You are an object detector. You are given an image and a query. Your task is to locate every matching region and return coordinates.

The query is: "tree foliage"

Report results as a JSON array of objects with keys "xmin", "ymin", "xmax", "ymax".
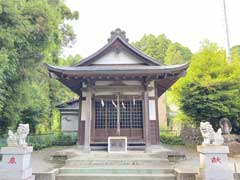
[
  {"xmin": 133, "ymin": 34, "xmax": 191, "ymax": 64},
  {"xmin": 173, "ymin": 41, "xmax": 240, "ymax": 132},
  {"xmin": 0, "ymin": 0, "xmax": 79, "ymax": 134},
  {"xmin": 231, "ymin": 45, "xmax": 240, "ymax": 61},
  {"xmin": 165, "ymin": 42, "xmax": 192, "ymax": 65}
]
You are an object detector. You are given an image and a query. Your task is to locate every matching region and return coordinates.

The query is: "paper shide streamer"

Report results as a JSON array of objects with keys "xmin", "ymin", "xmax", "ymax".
[
  {"xmin": 133, "ymin": 96, "xmax": 136, "ymax": 106},
  {"xmin": 122, "ymin": 101, "xmax": 126, "ymax": 109},
  {"xmin": 112, "ymin": 100, "xmax": 117, "ymax": 108},
  {"xmin": 101, "ymin": 99, "xmax": 104, "ymax": 107}
]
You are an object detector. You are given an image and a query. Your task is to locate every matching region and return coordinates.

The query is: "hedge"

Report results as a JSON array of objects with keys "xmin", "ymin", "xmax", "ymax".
[
  {"xmin": 160, "ymin": 130, "xmax": 183, "ymax": 145},
  {"xmin": 0, "ymin": 133, "xmax": 77, "ymax": 150}
]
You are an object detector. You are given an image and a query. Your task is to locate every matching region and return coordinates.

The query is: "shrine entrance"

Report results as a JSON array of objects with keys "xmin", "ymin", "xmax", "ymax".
[{"xmin": 92, "ymin": 96, "xmax": 144, "ymax": 143}]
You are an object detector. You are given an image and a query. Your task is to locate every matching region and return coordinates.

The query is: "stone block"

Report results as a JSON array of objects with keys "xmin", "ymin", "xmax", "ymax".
[
  {"xmin": 0, "ymin": 146, "xmax": 34, "ymax": 180},
  {"xmin": 0, "ymin": 175, "xmax": 35, "ymax": 180},
  {"xmin": 0, "ymin": 146, "xmax": 33, "ymax": 171},
  {"xmin": 0, "ymin": 168, "xmax": 32, "ymax": 180},
  {"xmin": 0, "ymin": 146, "xmax": 33, "ymax": 155},
  {"xmin": 0, "ymin": 153, "xmax": 31, "ymax": 170},
  {"xmin": 33, "ymin": 169, "xmax": 59, "ymax": 180},
  {"xmin": 174, "ymin": 168, "xmax": 198, "ymax": 180},
  {"xmin": 197, "ymin": 145, "xmax": 229, "ymax": 154},
  {"xmin": 197, "ymin": 145, "xmax": 234, "ymax": 180}
]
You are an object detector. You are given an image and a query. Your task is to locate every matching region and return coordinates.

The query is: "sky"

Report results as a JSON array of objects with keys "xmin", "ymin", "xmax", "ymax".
[{"xmin": 64, "ymin": 0, "xmax": 240, "ymax": 58}]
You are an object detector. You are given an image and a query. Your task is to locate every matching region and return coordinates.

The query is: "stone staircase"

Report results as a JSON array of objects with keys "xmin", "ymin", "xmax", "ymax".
[{"xmin": 56, "ymin": 152, "xmax": 176, "ymax": 180}]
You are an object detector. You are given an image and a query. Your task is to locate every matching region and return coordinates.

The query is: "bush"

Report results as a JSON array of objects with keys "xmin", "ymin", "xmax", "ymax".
[
  {"xmin": 160, "ymin": 130, "xmax": 183, "ymax": 145},
  {"xmin": 0, "ymin": 136, "xmax": 7, "ymax": 148},
  {"xmin": 27, "ymin": 132, "xmax": 77, "ymax": 150},
  {"xmin": 53, "ymin": 133, "xmax": 77, "ymax": 146}
]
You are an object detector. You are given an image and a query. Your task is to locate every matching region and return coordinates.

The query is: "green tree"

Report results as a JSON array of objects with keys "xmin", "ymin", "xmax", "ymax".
[
  {"xmin": 0, "ymin": 0, "xmax": 79, "ymax": 134},
  {"xmin": 173, "ymin": 41, "xmax": 240, "ymax": 132},
  {"xmin": 133, "ymin": 34, "xmax": 191, "ymax": 65},
  {"xmin": 165, "ymin": 42, "xmax": 192, "ymax": 65},
  {"xmin": 231, "ymin": 45, "xmax": 240, "ymax": 60},
  {"xmin": 133, "ymin": 34, "xmax": 171, "ymax": 63}
]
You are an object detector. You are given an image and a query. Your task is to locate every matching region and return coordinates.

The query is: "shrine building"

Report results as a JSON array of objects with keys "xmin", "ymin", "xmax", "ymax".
[{"xmin": 46, "ymin": 28, "xmax": 189, "ymax": 152}]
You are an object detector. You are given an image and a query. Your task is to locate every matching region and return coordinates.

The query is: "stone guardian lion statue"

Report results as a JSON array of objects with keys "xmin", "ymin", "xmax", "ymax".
[
  {"xmin": 200, "ymin": 121, "xmax": 224, "ymax": 145},
  {"xmin": 7, "ymin": 124, "xmax": 30, "ymax": 147}
]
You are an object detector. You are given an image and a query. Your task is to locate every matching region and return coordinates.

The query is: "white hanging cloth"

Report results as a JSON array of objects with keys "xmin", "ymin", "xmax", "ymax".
[
  {"xmin": 122, "ymin": 101, "xmax": 126, "ymax": 109},
  {"xmin": 133, "ymin": 96, "xmax": 136, "ymax": 106},
  {"xmin": 112, "ymin": 100, "xmax": 117, "ymax": 108}
]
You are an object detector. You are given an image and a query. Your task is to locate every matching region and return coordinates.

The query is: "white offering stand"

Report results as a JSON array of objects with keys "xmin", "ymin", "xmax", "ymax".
[{"xmin": 108, "ymin": 136, "xmax": 127, "ymax": 153}]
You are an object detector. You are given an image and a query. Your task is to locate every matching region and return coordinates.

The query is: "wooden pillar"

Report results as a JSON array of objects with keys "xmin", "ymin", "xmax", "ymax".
[
  {"xmin": 77, "ymin": 95, "xmax": 82, "ymax": 145},
  {"xmin": 116, "ymin": 93, "xmax": 120, "ymax": 136},
  {"xmin": 143, "ymin": 81, "xmax": 151, "ymax": 153},
  {"xmin": 83, "ymin": 85, "xmax": 92, "ymax": 153}
]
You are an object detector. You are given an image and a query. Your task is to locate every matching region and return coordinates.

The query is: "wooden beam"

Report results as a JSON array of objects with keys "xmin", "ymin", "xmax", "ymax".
[
  {"xmin": 81, "ymin": 85, "xmax": 153, "ymax": 93},
  {"xmin": 77, "ymin": 94, "xmax": 82, "ymax": 145},
  {"xmin": 116, "ymin": 93, "xmax": 120, "ymax": 136},
  {"xmin": 143, "ymin": 81, "xmax": 151, "ymax": 153}
]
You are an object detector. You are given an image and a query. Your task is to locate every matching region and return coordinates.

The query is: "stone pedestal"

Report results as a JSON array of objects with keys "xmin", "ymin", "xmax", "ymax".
[
  {"xmin": 0, "ymin": 146, "xmax": 35, "ymax": 180},
  {"xmin": 197, "ymin": 145, "xmax": 234, "ymax": 180}
]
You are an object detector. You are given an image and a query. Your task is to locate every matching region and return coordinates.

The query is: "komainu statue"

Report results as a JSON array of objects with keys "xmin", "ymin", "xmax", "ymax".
[
  {"xmin": 7, "ymin": 124, "xmax": 30, "ymax": 147},
  {"xmin": 200, "ymin": 122, "xmax": 224, "ymax": 145}
]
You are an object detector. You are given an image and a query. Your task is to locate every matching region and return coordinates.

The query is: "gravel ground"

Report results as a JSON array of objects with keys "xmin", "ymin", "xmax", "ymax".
[{"xmin": 31, "ymin": 146, "xmax": 73, "ymax": 172}]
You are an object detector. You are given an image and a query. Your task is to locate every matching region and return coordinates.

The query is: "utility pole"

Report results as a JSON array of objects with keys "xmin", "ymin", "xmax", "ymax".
[{"xmin": 222, "ymin": 0, "xmax": 231, "ymax": 62}]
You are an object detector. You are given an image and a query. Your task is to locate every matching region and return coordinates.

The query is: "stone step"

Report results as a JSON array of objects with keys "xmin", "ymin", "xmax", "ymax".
[
  {"xmin": 56, "ymin": 173, "xmax": 176, "ymax": 180},
  {"xmin": 65, "ymin": 158, "xmax": 170, "ymax": 167},
  {"xmin": 59, "ymin": 167, "xmax": 174, "ymax": 174},
  {"xmin": 67, "ymin": 152, "xmax": 168, "ymax": 159}
]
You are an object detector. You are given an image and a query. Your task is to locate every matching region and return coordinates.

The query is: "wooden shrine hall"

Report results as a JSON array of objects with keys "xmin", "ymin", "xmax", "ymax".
[{"xmin": 46, "ymin": 28, "xmax": 189, "ymax": 152}]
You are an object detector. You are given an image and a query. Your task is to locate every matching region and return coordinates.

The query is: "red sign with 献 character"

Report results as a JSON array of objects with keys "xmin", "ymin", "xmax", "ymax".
[
  {"xmin": 8, "ymin": 156, "xmax": 16, "ymax": 164},
  {"xmin": 211, "ymin": 156, "xmax": 221, "ymax": 164}
]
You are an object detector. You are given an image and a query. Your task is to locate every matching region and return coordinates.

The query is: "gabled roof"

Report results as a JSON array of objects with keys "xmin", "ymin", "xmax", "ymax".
[
  {"xmin": 56, "ymin": 99, "xmax": 79, "ymax": 109},
  {"xmin": 46, "ymin": 28, "xmax": 190, "ymax": 97},
  {"xmin": 74, "ymin": 28, "xmax": 162, "ymax": 66}
]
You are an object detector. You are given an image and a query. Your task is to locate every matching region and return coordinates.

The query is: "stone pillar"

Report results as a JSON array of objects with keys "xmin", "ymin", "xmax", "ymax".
[
  {"xmin": 197, "ymin": 145, "xmax": 234, "ymax": 180},
  {"xmin": 0, "ymin": 146, "xmax": 35, "ymax": 180},
  {"xmin": 143, "ymin": 82, "xmax": 151, "ymax": 153},
  {"xmin": 83, "ymin": 86, "xmax": 92, "ymax": 153}
]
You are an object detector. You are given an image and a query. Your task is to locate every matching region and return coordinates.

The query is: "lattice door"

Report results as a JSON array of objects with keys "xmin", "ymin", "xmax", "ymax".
[{"xmin": 94, "ymin": 98, "xmax": 143, "ymax": 141}]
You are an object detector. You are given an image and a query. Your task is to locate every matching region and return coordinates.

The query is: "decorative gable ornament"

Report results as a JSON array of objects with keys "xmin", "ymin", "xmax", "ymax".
[{"xmin": 108, "ymin": 28, "xmax": 129, "ymax": 42}]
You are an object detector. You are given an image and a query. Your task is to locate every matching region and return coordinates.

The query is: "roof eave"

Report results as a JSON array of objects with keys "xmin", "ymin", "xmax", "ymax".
[{"xmin": 45, "ymin": 62, "xmax": 189, "ymax": 76}]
